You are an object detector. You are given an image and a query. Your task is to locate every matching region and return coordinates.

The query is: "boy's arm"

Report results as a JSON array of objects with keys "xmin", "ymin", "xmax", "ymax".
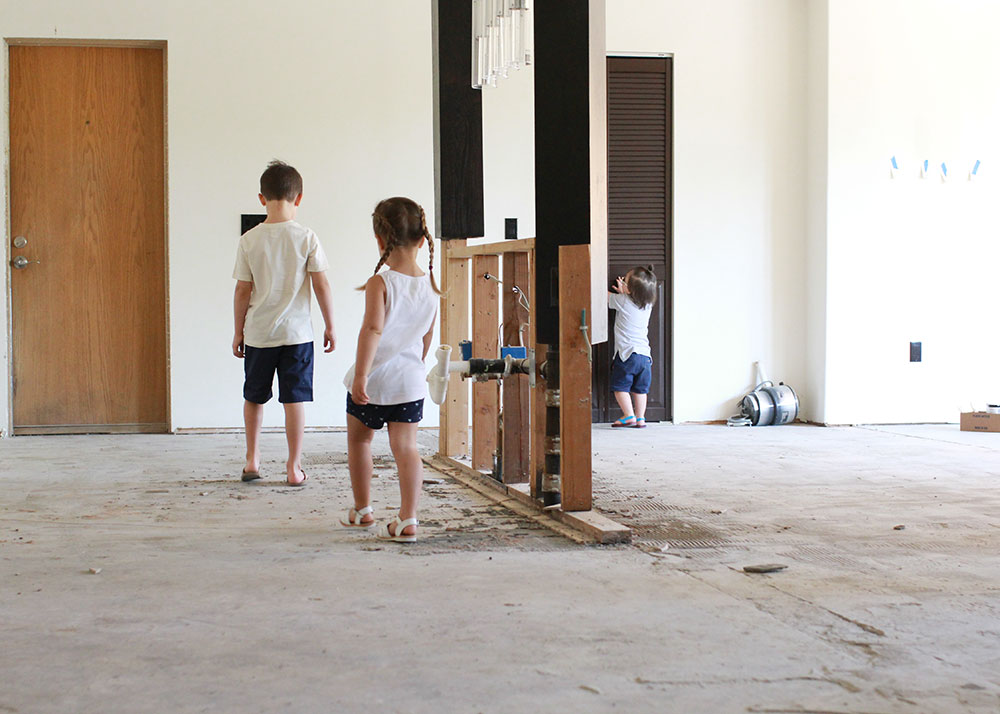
[
  {"xmin": 310, "ymin": 270, "xmax": 336, "ymax": 353},
  {"xmin": 351, "ymin": 275, "xmax": 387, "ymax": 405},
  {"xmin": 233, "ymin": 280, "xmax": 253, "ymax": 357}
]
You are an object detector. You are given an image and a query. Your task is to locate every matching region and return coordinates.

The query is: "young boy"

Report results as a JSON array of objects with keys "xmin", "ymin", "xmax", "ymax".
[
  {"xmin": 232, "ymin": 160, "xmax": 336, "ymax": 485},
  {"xmin": 609, "ymin": 266, "xmax": 657, "ymax": 428}
]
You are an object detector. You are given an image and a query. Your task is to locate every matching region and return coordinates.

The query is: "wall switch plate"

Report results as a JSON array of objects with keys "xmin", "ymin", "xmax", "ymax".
[
  {"xmin": 505, "ymin": 217, "xmax": 518, "ymax": 240},
  {"xmin": 910, "ymin": 342, "xmax": 922, "ymax": 362},
  {"xmin": 241, "ymin": 214, "xmax": 267, "ymax": 235}
]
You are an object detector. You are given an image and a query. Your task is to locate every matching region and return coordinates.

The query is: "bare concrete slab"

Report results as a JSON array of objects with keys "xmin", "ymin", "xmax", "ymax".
[{"xmin": 1, "ymin": 425, "xmax": 999, "ymax": 713}]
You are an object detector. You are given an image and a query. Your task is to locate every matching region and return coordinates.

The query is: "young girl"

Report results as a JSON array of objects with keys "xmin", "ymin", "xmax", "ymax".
[
  {"xmin": 609, "ymin": 266, "xmax": 657, "ymax": 428},
  {"xmin": 340, "ymin": 197, "xmax": 440, "ymax": 542}
]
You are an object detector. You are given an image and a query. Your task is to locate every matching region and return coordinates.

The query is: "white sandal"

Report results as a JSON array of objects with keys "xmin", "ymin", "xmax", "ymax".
[
  {"xmin": 340, "ymin": 505, "xmax": 375, "ymax": 528},
  {"xmin": 377, "ymin": 515, "xmax": 418, "ymax": 543}
]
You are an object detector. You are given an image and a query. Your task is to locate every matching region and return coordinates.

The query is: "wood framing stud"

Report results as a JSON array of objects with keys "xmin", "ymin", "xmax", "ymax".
[
  {"xmin": 559, "ymin": 244, "xmax": 593, "ymax": 511},
  {"xmin": 501, "ymin": 251, "xmax": 530, "ymax": 483},
  {"xmin": 440, "ymin": 240, "xmax": 469, "ymax": 457},
  {"xmin": 471, "ymin": 255, "xmax": 499, "ymax": 470},
  {"xmin": 530, "ymin": 342, "xmax": 547, "ymax": 499}
]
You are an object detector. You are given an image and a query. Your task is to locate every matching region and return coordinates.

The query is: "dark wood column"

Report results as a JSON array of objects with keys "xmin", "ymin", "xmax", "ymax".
[
  {"xmin": 432, "ymin": 0, "xmax": 484, "ymax": 239},
  {"xmin": 533, "ymin": 0, "xmax": 607, "ymax": 345}
]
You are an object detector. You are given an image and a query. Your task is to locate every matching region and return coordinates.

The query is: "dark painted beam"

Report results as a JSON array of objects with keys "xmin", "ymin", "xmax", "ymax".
[
  {"xmin": 432, "ymin": 0, "xmax": 485, "ymax": 239},
  {"xmin": 533, "ymin": 0, "xmax": 607, "ymax": 345}
]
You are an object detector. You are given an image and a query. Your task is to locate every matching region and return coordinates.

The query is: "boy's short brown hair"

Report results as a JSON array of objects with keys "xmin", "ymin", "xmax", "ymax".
[
  {"xmin": 259, "ymin": 160, "xmax": 302, "ymax": 202},
  {"xmin": 627, "ymin": 265, "xmax": 657, "ymax": 309}
]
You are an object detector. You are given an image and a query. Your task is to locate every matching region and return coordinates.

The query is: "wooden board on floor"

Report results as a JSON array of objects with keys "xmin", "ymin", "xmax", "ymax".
[
  {"xmin": 440, "ymin": 240, "xmax": 469, "ymax": 457},
  {"xmin": 501, "ymin": 251, "xmax": 530, "ymax": 483},
  {"xmin": 559, "ymin": 244, "xmax": 593, "ymax": 511},
  {"xmin": 426, "ymin": 454, "xmax": 630, "ymax": 544},
  {"xmin": 471, "ymin": 255, "xmax": 499, "ymax": 470}
]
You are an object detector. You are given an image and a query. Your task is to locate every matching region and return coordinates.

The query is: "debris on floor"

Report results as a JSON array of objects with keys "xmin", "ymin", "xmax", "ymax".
[{"xmin": 743, "ymin": 563, "xmax": 788, "ymax": 574}]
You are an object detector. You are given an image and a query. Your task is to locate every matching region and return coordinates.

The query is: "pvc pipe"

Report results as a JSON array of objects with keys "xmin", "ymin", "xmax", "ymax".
[{"xmin": 427, "ymin": 345, "xmax": 452, "ymax": 405}]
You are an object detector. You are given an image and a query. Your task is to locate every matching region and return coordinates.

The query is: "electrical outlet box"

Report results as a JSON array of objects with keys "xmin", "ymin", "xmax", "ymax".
[
  {"xmin": 909, "ymin": 342, "xmax": 922, "ymax": 362},
  {"xmin": 505, "ymin": 217, "xmax": 518, "ymax": 240}
]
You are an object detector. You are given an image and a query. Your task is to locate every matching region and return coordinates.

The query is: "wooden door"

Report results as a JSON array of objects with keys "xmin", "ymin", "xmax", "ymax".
[
  {"xmin": 593, "ymin": 56, "xmax": 672, "ymax": 423},
  {"xmin": 9, "ymin": 45, "xmax": 167, "ymax": 434}
]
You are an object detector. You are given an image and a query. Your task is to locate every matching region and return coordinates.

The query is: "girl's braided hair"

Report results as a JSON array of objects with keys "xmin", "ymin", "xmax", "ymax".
[{"xmin": 360, "ymin": 197, "xmax": 441, "ymax": 294}]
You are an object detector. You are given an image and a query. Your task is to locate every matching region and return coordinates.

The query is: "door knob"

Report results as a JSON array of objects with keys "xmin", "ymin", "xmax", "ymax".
[{"xmin": 11, "ymin": 256, "xmax": 41, "ymax": 269}]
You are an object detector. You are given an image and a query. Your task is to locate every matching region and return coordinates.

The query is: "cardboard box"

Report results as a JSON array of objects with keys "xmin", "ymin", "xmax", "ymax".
[{"xmin": 960, "ymin": 411, "xmax": 1000, "ymax": 433}]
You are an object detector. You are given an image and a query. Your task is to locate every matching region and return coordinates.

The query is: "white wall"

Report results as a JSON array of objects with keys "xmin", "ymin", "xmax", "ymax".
[
  {"xmin": 823, "ymin": 0, "xmax": 1000, "ymax": 423},
  {"xmin": 481, "ymin": 68, "xmax": 535, "ymax": 244},
  {"xmin": 607, "ymin": 0, "xmax": 809, "ymax": 422},
  {"xmin": 1, "ymin": 0, "xmax": 437, "ymax": 431},
  {"xmin": 7, "ymin": 1, "xmax": 991, "ymax": 432}
]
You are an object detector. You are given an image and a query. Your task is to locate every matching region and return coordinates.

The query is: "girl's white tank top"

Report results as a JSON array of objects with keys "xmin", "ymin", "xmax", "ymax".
[{"xmin": 343, "ymin": 270, "xmax": 438, "ymax": 405}]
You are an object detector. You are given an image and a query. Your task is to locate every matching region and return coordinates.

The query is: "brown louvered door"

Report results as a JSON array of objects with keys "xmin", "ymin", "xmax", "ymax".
[{"xmin": 593, "ymin": 56, "xmax": 672, "ymax": 423}]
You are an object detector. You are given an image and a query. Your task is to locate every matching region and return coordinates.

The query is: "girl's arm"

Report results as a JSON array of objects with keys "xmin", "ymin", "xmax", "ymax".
[
  {"xmin": 351, "ymin": 275, "xmax": 387, "ymax": 404},
  {"xmin": 422, "ymin": 325, "xmax": 435, "ymax": 361}
]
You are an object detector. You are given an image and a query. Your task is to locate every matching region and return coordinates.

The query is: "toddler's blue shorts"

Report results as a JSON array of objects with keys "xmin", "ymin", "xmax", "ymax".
[
  {"xmin": 346, "ymin": 393, "xmax": 424, "ymax": 430},
  {"xmin": 243, "ymin": 342, "xmax": 314, "ymax": 404},
  {"xmin": 611, "ymin": 352, "xmax": 652, "ymax": 395}
]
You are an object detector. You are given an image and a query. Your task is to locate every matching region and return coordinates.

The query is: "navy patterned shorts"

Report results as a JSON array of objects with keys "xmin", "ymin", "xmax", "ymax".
[{"xmin": 346, "ymin": 393, "xmax": 424, "ymax": 430}]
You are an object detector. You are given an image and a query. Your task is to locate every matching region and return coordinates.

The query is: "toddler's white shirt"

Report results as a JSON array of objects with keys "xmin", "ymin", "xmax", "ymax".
[
  {"xmin": 609, "ymin": 292, "xmax": 652, "ymax": 361},
  {"xmin": 233, "ymin": 220, "xmax": 329, "ymax": 348}
]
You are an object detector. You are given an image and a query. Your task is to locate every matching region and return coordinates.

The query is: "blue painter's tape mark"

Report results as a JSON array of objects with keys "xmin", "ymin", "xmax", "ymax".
[
  {"xmin": 972, "ymin": 159, "xmax": 981, "ymax": 175},
  {"xmin": 941, "ymin": 162, "xmax": 948, "ymax": 177},
  {"xmin": 891, "ymin": 156, "xmax": 898, "ymax": 169}
]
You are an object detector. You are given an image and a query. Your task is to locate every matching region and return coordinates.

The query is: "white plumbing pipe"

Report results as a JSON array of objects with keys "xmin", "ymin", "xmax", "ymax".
[{"xmin": 427, "ymin": 345, "xmax": 452, "ymax": 405}]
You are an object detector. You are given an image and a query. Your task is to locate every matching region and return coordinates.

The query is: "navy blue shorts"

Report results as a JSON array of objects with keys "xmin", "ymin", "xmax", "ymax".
[
  {"xmin": 243, "ymin": 342, "xmax": 314, "ymax": 404},
  {"xmin": 611, "ymin": 353, "xmax": 652, "ymax": 395},
  {"xmin": 346, "ymin": 393, "xmax": 424, "ymax": 430}
]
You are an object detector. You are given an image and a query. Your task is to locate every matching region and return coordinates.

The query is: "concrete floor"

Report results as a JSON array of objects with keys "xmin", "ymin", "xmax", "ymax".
[{"xmin": 1, "ymin": 423, "xmax": 999, "ymax": 713}]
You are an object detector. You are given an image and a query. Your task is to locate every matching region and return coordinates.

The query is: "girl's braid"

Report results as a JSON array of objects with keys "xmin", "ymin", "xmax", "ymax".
[
  {"xmin": 419, "ymin": 207, "xmax": 442, "ymax": 295},
  {"xmin": 372, "ymin": 212, "xmax": 396, "ymax": 276}
]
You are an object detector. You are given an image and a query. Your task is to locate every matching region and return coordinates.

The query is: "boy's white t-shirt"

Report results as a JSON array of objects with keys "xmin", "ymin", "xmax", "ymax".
[
  {"xmin": 232, "ymin": 220, "xmax": 329, "ymax": 348},
  {"xmin": 344, "ymin": 270, "xmax": 438, "ymax": 405},
  {"xmin": 609, "ymin": 292, "xmax": 652, "ymax": 361}
]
